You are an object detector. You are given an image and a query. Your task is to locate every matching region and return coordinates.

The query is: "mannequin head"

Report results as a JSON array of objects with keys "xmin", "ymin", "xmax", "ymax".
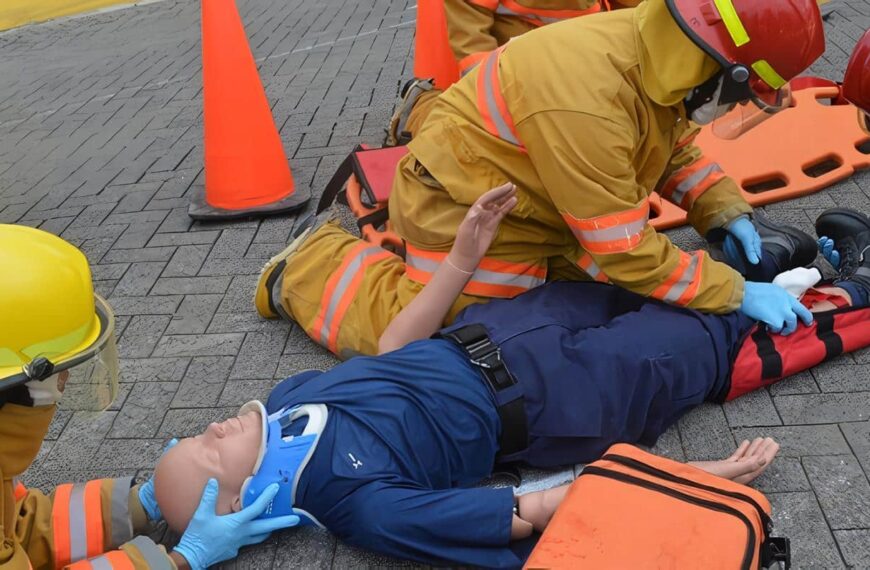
[{"xmin": 153, "ymin": 407, "xmax": 263, "ymax": 532}]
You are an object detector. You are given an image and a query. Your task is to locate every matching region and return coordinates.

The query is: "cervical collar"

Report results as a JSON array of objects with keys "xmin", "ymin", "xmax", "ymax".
[{"xmin": 238, "ymin": 400, "xmax": 328, "ymax": 527}]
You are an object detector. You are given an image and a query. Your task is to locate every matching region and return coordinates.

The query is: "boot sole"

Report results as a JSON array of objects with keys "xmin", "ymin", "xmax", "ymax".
[{"xmin": 253, "ymin": 225, "xmax": 315, "ymax": 318}]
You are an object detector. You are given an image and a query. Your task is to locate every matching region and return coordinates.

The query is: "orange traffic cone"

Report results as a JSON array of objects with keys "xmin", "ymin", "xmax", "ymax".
[
  {"xmin": 189, "ymin": 0, "xmax": 309, "ymax": 220},
  {"xmin": 413, "ymin": 0, "xmax": 460, "ymax": 89}
]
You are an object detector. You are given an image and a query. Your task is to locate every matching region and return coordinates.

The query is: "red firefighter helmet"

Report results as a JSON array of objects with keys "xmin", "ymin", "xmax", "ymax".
[
  {"xmin": 666, "ymin": 0, "xmax": 825, "ymax": 109},
  {"xmin": 844, "ymin": 28, "xmax": 870, "ymax": 131}
]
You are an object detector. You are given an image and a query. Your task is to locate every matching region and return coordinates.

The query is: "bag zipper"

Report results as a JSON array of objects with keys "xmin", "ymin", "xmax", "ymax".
[
  {"xmin": 602, "ymin": 453, "xmax": 773, "ymax": 536},
  {"xmin": 581, "ymin": 465, "xmax": 756, "ymax": 570}
]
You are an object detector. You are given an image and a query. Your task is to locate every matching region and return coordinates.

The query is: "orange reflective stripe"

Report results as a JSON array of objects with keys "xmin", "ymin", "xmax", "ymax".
[
  {"xmin": 577, "ymin": 253, "xmax": 609, "ymax": 283},
  {"xmin": 476, "ymin": 47, "xmax": 525, "ymax": 150},
  {"xmin": 83, "ymin": 480, "xmax": 104, "ymax": 559},
  {"xmin": 74, "ymin": 551, "xmax": 136, "ymax": 570},
  {"xmin": 660, "ymin": 158, "xmax": 725, "ymax": 210},
  {"xmin": 495, "ymin": 0, "xmax": 601, "ymax": 23},
  {"xmin": 13, "ymin": 480, "xmax": 27, "ymax": 501},
  {"xmin": 459, "ymin": 51, "xmax": 489, "ymax": 74},
  {"xmin": 651, "ymin": 251, "xmax": 704, "ymax": 305},
  {"xmin": 405, "ymin": 245, "xmax": 546, "ymax": 298},
  {"xmin": 66, "ymin": 561, "xmax": 93, "ymax": 570},
  {"xmin": 562, "ymin": 202, "xmax": 649, "ymax": 254},
  {"xmin": 53, "ymin": 483, "xmax": 73, "ymax": 568},
  {"xmin": 310, "ymin": 242, "xmax": 395, "ymax": 353}
]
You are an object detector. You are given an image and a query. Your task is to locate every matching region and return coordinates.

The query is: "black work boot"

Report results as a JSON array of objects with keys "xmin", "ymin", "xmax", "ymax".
[
  {"xmin": 707, "ymin": 211, "xmax": 818, "ymax": 282},
  {"xmin": 815, "ymin": 208, "xmax": 870, "ymax": 307}
]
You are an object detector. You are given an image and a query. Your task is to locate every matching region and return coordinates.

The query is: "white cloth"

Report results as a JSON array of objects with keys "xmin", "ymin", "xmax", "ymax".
[
  {"xmin": 773, "ymin": 267, "xmax": 823, "ymax": 299},
  {"xmin": 26, "ymin": 373, "xmax": 64, "ymax": 406}
]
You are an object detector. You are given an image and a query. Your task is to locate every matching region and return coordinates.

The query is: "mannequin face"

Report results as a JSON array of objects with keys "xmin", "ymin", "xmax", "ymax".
[{"xmin": 153, "ymin": 409, "xmax": 263, "ymax": 532}]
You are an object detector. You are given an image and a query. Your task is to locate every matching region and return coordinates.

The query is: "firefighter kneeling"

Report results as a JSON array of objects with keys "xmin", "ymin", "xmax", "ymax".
[{"xmin": 0, "ymin": 225, "xmax": 297, "ymax": 570}]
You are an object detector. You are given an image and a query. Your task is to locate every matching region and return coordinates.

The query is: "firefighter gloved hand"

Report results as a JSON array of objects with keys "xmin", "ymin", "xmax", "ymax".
[
  {"xmin": 725, "ymin": 216, "xmax": 762, "ymax": 266},
  {"xmin": 138, "ymin": 438, "xmax": 178, "ymax": 521},
  {"xmin": 173, "ymin": 480, "xmax": 300, "ymax": 570},
  {"xmin": 740, "ymin": 281, "xmax": 814, "ymax": 335},
  {"xmin": 817, "ymin": 237, "xmax": 841, "ymax": 269}
]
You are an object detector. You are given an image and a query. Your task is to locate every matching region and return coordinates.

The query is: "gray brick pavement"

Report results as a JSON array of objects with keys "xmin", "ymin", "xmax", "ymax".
[{"xmin": 2, "ymin": 0, "xmax": 869, "ymax": 567}]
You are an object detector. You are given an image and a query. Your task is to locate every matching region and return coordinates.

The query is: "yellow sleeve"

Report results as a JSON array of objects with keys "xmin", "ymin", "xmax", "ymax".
[
  {"xmin": 15, "ymin": 478, "xmax": 174, "ymax": 569},
  {"xmin": 657, "ymin": 124, "xmax": 753, "ymax": 237},
  {"xmin": 445, "ymin": 0, "xmax": 499, "ymax": 73},
  {"xmin": 518, "ymin": 111, "xmax": 745, "ymax": 313}
]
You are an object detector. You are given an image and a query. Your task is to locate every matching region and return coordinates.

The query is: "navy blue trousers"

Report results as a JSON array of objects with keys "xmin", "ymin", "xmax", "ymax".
[{"xmin": 448, "ymin": 282, "xmax": 755, "ymax": 467}]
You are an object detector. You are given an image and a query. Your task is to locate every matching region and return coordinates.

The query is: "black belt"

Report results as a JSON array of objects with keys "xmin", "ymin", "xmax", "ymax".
[{"xmin": 437, "ymin": 324, "xmax": 528, "ymax": 457}]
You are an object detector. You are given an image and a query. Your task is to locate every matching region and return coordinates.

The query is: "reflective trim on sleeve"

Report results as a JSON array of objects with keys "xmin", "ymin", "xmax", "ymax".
[
  {"xmin": 53, "ymin": 483, "xmax": 74, "ymax": 567},
  {"xmin": 13, "ymin": 479, "xmax": 27, "ymax": 501},
  {"xmin": 108, "ymin": 477, "xmax": 134, "ymax": 549},
  {"xmin": 562, "ymin": 201, "xmax": 649, "ymax": 254},
  {"xmin": 405, "ymin": 245, "xmax": 546, "ymax": 298},
  {"xmin": 459, "ymin": 51, "xmax": 490, "ymax": 75},
  {"xmin": 52, "ymin": 480, "xmax": 106, "ymax": 567},
  {"xmin": 651, "ymin": 250, "xmax": 705, "ymax": 305},
  {"xmin": 577, "ymin": 253, "xmax": 610, "ymax": 283},
  {"xmin": 69, "ymin": 551, "xmax": 135, "ymax": 570},
  {"xmin": 127, "ymin": 536, "xmax": 173, "ymax": 570},
  {"xmin": 310, "ymin": 242, "xmax": 396, "ymax": 353},
  {"xmin": 476, "ymin": 47, "xmax": 525, "ymax": 150},
  {"xmin": 659, "ymin": 158, "xmax": 725, "ymax": 210}
]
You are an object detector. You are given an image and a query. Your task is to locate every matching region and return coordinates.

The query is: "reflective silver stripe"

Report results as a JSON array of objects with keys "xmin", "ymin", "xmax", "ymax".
[
  {"xmin": 90, "ymin": 556, "xmax": 114, "ymax": 570},
  {"xmin": 406, "ymin": 252, "xmax": 544, "ymax": 290},
  {"xmin": 319, "ymin": 248, "xmax": 382, "ymax": 345},
  {"xmin": 68, "ymin": 483, "xmax": 89, "ymax": 563},
  {"xmin": 583, "ymin": 257, "xmax": 603, "ymax": 279},
  {"xmin": 481, "ymin": 52, "xmax": 521, "ymax": 146},
  {"xmin": 129, "ymin": 536, "xmax": 173, "ymax": 570},
  {"xmin": 669, "ymin": 163, "xmax": 723, "ymax": 206},
  {"xmin": 577, "ymin": 216, "xmax": 648, "ymax": 246},
  {"xmin": 109, "ymin": 477, "xmax": 134, "ymax": 548},
  {"xmin": 663, "ymin": 253, "xmax": 700, "ymax": 303}
]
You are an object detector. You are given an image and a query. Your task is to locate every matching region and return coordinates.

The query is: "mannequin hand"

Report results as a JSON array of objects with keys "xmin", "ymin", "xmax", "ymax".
[
  {"xmin": 173, "ymin": 479, "xmax": 300, "ymax": 570},
  {"xmin": 740, "ymin": 281, "xmax": 813, "ymax": 335},
  {"xmin": 726, "ymin": 216, "xmax": 762, "ymax": 265},
  {"xmin": 448, "ymin": 183, "xmax": 517, "ymax": 272},
  {"xmin": 139, "ymin": 438, "xmax": 178, "ymax": 521},
  {"xmin": 817, "ymin": 236, "xmax": 840, "ymax": 268}
]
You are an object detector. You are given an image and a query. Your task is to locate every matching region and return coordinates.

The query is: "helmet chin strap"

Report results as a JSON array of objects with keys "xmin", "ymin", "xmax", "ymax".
[{"xmin": 685, "ymin": 73, "xmax": 735, "ymax": 125}]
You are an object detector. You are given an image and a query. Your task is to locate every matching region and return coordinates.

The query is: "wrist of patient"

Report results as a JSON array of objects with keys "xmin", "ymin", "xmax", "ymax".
[
  {"xmin": 169, "ymin": 550, "xmax": 193, "ymax": 570},
  {"xmin": 445, "ymin": 252, "xmax": 477, "ymax": 275}
]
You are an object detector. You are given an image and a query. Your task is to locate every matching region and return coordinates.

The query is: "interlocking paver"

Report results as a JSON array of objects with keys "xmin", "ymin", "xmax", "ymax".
[{"xmin": 3, "ymin": 0, "xmax": 868, "ymax": 567}]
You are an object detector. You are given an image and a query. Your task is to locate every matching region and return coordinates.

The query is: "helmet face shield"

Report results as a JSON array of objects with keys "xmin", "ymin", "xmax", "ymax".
[
  {"xmin": 712, "ymin": 84, "xmax": 793, "ymax": 140},
  {"xmin": 0, "ymin": 295, "xmax": 119, "ymax": 412}
]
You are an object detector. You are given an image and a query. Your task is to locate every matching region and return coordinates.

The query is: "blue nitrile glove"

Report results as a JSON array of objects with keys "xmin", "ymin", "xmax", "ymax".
[
  {"xmin": 740, "ymin": 281, "xmax": 814, "ymax": 335},
  {"xmin": 139, "ymin": 438, "xmax": 178, "ymax": 521},
  {"xmin": 817, "ymin": 236, "xmax": 841, "ymax": 269},
  {"xmin": 726, "ymin": 216, "xmax": 762, "ymax": 266},
  {"xmin": 173, "ymin": 479, "xmax": 300, "ymax": 570}
]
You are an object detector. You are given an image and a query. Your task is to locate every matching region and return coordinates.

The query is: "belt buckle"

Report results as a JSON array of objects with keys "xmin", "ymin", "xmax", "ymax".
[{"xmin": 466, "ymin": 338, "xmax": 502, "ymax": 369}]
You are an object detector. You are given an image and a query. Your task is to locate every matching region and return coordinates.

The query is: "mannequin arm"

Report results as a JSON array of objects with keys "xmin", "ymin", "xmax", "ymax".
[{"xmin": 378, "ymin": 183, "xmax": 517, "ymax": 354}]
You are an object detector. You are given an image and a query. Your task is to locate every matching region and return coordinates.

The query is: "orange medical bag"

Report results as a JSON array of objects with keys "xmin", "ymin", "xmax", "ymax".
[{"xmin": 525, "ymin": 444, "xmax": 790, "ymax": 569}]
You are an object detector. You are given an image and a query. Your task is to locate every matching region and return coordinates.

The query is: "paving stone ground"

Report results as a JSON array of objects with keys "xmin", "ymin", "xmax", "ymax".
[{"xmin": 2, "ymin": 0, "xmax": 870, "ymax": 567}]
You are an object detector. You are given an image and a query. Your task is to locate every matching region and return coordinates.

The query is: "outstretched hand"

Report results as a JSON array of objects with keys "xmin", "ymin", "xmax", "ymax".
[{"xmin": 448, "ymin": 183, "xmax": 518, "ymax": 272}]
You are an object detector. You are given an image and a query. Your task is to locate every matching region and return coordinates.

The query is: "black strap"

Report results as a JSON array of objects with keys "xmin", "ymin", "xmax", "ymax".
[
  {"xmin": 436, "ymin": 324, "xmax": 529, "ymax": 457},
  {"xmin": 356, "ymin": 208, "xmax": 390, "ymax": 231},
  {"xmin": 752, "ymin": 327, "xmax": 783, "ymax": 380},
  {"xmin": 760, "ymin": 537, "xmax": 791, "ymax": 570},
  {"xmin": 814, "ymin": 313, "xmax": 843, "ymax": 362},
  {"xmin": 316, "ymin": 145, "xmax": 364, "ymax": 214}
]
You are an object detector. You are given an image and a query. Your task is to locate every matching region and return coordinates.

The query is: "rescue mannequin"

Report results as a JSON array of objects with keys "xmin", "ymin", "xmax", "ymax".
[
  {"xmin": 388, "ymin": 0, "xmax": 642, "ymax": 145},
  {"xmin": 165, "ymin": 189, "xmax": 870, "ymax": 567},
  {"xmin": 0, "ymin": 225, "xmax": 297, "ymax": 570},
  {"xmin": 258, "ymin": 0, "xmax": 830, "ymax": 358}
]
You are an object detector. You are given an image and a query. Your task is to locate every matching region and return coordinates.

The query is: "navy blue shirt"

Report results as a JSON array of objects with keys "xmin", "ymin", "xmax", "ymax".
[{"xmin": 266, "ymin": 340, "xmax": 520, "ymax": 568}]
